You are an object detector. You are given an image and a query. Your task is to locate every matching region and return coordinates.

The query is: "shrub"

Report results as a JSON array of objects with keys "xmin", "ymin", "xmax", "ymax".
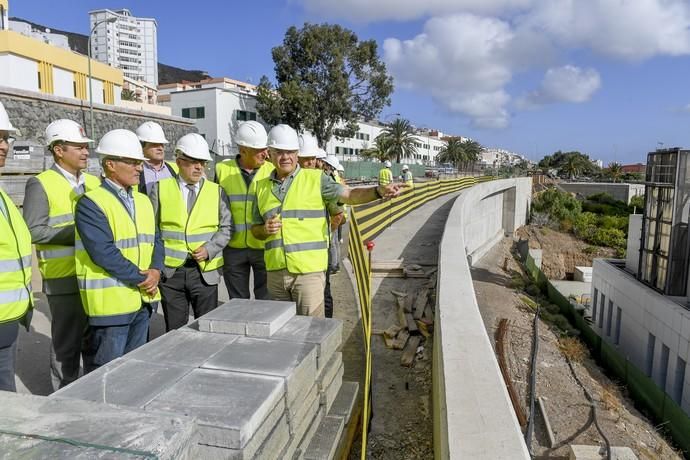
[
  {"xmin": 526, "ymin": 284, "xmax": 542, "ymax": 297},
  {"xmin": 590, "ymin": 227, "xmax": 626, "ymax": 249},
  {"xmin": 532, "ymin": 188, "xmax": 582, "ymax": 222}
]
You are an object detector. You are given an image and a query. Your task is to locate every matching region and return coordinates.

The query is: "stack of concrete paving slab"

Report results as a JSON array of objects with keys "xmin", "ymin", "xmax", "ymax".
[
  {"xmin": 52, "ymin": 298, "xmax": 360, "ymax": 459},
  {"xmin": 0, "ymin": 391, "xmax": 197, "ymax": 459}
]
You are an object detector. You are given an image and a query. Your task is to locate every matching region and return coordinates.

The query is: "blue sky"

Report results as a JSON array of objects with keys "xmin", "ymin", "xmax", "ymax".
[{"xmin": 10, "ymin": 0, "xmax": 690, "ymax": 164}]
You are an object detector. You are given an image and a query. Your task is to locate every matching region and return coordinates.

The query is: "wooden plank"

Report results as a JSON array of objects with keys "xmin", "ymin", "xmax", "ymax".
[
  {"xmin": 405, "ymin": 313, "xmax": 419, "ymax": 335},
  {"xmin": 400, "ymin": 336, "xmax": 422, "ymax": 367},
  {"xmin": 383, "ymin": 324, "xmax": 402, "ymax": 340},
  {"xmin": 390, "ymin": 330, "xmax": 410, "ymax": 350},
  {"xmin": 412, "ymin": 288, "xmax": 428, "ymax": 320},
  {"xmin": 371, "ymin": 259, "xmax": 405, "ymax": 271},
  {"xmin": 422, "ymin": 305, "xmax": 434, "ymax": 323}
]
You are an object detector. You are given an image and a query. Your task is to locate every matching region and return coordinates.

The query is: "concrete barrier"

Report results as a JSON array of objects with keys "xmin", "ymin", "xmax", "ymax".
[{"xmin": 434, "ymin": 178, "xmax": 531, "ymax": 459}]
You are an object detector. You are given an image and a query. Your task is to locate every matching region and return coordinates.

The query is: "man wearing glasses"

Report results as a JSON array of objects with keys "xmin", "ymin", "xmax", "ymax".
[
  {"xmin": 251, "ymin": 124, "xmax": 406, "ymax": 317},
  {"xmin": 0, "ymin": 101, "xmax": 33, "ymax": 391},
  {"xmin": 215, "ymin": 121, "xmax": 273, "ymax": 300},
  {"xmin": 148, "ymin": 133, "xmax": 231, "ymax": 331},
  {"xmin": 74, "ymin": 129, "xmax": 163, "ymax": 370},
  {"xmin": 23, "ymin": 119, "xmax": 100, "ymax": 389}
]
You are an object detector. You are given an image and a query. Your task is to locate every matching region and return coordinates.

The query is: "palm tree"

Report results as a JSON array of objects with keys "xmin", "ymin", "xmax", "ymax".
[
  {"xmin": 379, "ymin": 118, "xmax": 418, "ymax": 163},
  {"xmin": 461, "ymin": 140, "xmax": 482, "ymax": 172},
  {"xmin": 361, "ymin": 135, "xmax": 393, "ymax": 162},
  {"xmin": 561, "ymin": 154, "xmax": 586, "ymax": 180},
  {"xmin": 437, "ymin": 137, "xmax": 467, "ymax": 170},
  {"xmin": 606, "ymin": 162, "xmax": 623, "ymax": 183}
]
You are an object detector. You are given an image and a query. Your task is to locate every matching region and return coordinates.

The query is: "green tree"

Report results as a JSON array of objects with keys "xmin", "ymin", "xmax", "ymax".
[
  {"xmin": 437, "ymin": 137, "xmax": 466, "ymax": 169},
  {"xmin": 461, "ymin": 140, "xmax": 482, "ymax": 172},
  {"xmin": 378, "ymin": 118, "xmax": 417, "ymax": 163},
  {"xmin": 256, "ymin": 23, "xmax": 394, "ymax": 147},
  {"xmin": 361, "ymin": 134, "xmax": 393, "ymax": 162},
  {"xmin": 606, "ymin": 162, "xmax": 623, "ymax": 182},
  {"xmin": 121, "ymin": 89, "xmax": 137, "ymax": 102},
  {"xmin": 539, "ymin": 150, "xmax": 600, "ymax": 178},
  {"xmin": 561, "ymin": 154, "xmax": 587, "ymax": 179}
]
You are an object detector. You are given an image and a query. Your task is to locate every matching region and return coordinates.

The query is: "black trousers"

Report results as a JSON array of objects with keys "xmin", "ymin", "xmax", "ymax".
[{"xmin": 160, "ymin": 264, "xmax": 218, "ymax": 331}]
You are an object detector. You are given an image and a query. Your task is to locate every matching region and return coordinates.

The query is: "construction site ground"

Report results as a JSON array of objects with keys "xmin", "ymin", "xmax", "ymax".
[{"xmin": 472, "ymin": 237, "xmax": 682, "ymax": 459}]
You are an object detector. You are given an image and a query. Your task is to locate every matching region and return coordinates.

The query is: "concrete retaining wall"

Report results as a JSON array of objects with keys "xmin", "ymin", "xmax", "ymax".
[
  {"xmin": 433, "ymin": 178, "xmax": 531, "ymax": 459},
  {"xmin": 559, "ymin": 182, "xmax": 645, "ymax": 204}
]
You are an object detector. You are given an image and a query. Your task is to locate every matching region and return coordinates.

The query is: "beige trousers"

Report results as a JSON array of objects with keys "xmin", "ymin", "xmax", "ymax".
[{"xmin": 267, "ymin": 269, "xmax": 326, "ymax": 317}]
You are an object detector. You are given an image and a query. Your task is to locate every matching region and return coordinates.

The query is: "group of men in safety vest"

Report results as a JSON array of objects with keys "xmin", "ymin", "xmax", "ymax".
[{"xmin": 0, "ymin": 100, "xmax": 406, "ymax": 392}]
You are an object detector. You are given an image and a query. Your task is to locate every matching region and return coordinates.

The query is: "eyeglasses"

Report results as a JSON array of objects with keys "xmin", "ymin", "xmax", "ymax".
[
  {"xmin": 0, "ymin": 135, "xmax": 16, "ymax": 144},
  {"xmin": 113, "ymin": 158, "xmax": 144, "ymax": 167},
  {"xmin": 178, "ymin": 156, "xmax": 208, "ymax": 166}
]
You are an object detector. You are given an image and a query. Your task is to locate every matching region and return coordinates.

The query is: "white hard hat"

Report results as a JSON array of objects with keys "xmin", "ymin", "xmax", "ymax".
[
  {"xmin": 402, "ymin": 164, "xmax": 409, "ymax": 170},
  {"xmin": 236, "ymin": 121, "xmax": 268, "ymax": 149},
  {"xmin": 298, "ymin": 134, "xmax": 319, "ymax": 158},
  {"xmin": 135, "ymin": 121, "xmax": 169, "ymax": 144},
  {"xmin": 315, "ymin": 149, "xmax": 327, "ymax": 160},
  {"xmin": 267, "ymin": 124, "xmax": 299, "ymax": 150},
  {"xmin": 175, "ymin": 133, "xmax": 212, "ymax": 161},
  {"xmin": 0, "ymin": 102, "xmax": 18, "ymax": 133},
  {"xmin": 384, "ymin": 160, "xmax": 392, "ymax": 168},
  {"xmin": 324, "ymin": 155, "xmax": 340, "ymax": 170},
  {"xmin": 337, "ymin": 163, "xmax": 345, "ymax": 172},
  {"xmin": 45, "ymin": 119, "xmax": 92, "ymax": 147},
  {"xmin": 96, "ymin": 129, "xmax": 145, "ymax": 160}
]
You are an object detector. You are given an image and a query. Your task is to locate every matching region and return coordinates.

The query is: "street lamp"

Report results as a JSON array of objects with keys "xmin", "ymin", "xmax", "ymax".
[{"xmin": 88, "ymin": 17, "xmax": 117, "ymax": 138}]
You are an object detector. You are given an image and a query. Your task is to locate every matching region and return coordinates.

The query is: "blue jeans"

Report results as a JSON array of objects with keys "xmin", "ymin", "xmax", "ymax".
[
  {"xmin": 84, "ymin": 307, "xmax": 150, "ymax": 373},
  {"xmin": 0, "ymin": 339, "xmax": 18, "ymax": 392}
]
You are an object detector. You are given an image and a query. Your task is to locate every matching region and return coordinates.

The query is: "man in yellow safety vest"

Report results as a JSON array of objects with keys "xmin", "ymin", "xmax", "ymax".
[
  {"xmin": 136, "ymin": 121, "xmax": 178, "ymax": 194},
  {"xmin": 378, "ymin": 160, "xmax": 393, "ymax": 185},
  {"xmin": 215, "ymin": 121, "xmax": 273, "ymax": 300},
  {"xmin": 0, "ymin": 101, "xmax": 33, "ymax": 392},
  {"xmin": 23, "ymin": 119, "xmax": 99, "ymax": 389},
  {"xmin": 149, "ymin": 133, "xmax": 231, "ymax": 331},
  {"xmin": 74, "ymin": 129, "xmax": 163, "ymax": 371},
  {"xmin": 251, "ymin": 124, "xmax": 405, "ymax": 317}
]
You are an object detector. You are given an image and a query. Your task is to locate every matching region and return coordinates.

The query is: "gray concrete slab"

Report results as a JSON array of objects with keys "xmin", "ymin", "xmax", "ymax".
[
  {"xmin": 202, "ymin": 336, "xmax": 318, "ymax": 407},
  {"xmin": 302, "ymin": 415, "xmax": 346, "ymax": 460},
  {"xmin": 288, "ymin": 383, "xmax": 318, "ymax": 427},
  {"xmin": 0, "ymin": 392, "xmax": 197, "ymax": 460},
  {"xmin": 320, "ymin": 363, "xmax": 344, "ymax": 413},
  {"xmin": 329, "ymin": 380, "xmax": 359, "ymax": 420},
  {"xmin": 124, "ymin": 329, "xmax": 240, "ymax": 367},
  {"xmin": 289, "ymin": 387, "xmax": 321, "ymax": 438},
  {"xmin": 291, "ymin": 407, "xmax": 325, "ymax": 460},
  {"xmin": 271, "ymin": 315, "xmax": 343, "ymax": 369},
  {"xmin": 254, "ymin": 414, "xmax": 291, "ymax": 460},
  {"xmin": 197, "ymin": 298, "xmax": 295, "ymax": 336},
  {"xmin": 52, "ymin": 359, "xmax": 192, "ymax": 407},
  {"xmin": 317, "ymin": 352, "xmax": 342, "ymax": 391},
  {"xmin": 144, "ymin": 368, "xmax": 285, "ymax": 450}
]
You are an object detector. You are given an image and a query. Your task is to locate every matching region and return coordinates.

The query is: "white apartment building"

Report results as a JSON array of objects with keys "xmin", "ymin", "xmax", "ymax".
[
  {"xmin": 8, "ymin": 20, "xmax": 69, "ymax": 49},
  {"xmin": 480, "ymin": 147, "xmax": 527, "ymax": 168},
  {"xmin": 89, "ymin": 9, "xmax": 158, "ymax": 86},
  {"xmin": 163, "ymin": 76, "xmax": 453, "ymax": 164}
]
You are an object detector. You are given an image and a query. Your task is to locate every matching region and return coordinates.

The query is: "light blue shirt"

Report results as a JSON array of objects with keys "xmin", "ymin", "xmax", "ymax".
[{"xmin": 104, "ymin": 178, "xmax": 135, "ymax": 219}]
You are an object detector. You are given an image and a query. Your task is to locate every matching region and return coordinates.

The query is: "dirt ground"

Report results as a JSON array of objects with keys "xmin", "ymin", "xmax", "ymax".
[
  {"xmin": 516, "ymin": 225, "xmax": 617, "ymax": 280},
  {"xmin": 472, "ymin": 237, "xmax": 683, "ymax": 460}
]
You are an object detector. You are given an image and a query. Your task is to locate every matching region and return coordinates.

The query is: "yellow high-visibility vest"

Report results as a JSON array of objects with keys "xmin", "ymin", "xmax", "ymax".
[
  {"xmin": 35, "ymin": 170, "xmax": 100, "ymax": 280},
  {"xmin": 333, "ymin": 174, "xmax": 348, "ymax": 222},
  {"xmin": 378, "ymin": 167, "xmax": 392, "ymax": 186},
  {"xmin": 254, "ymin": 169, "xmax": 328, "ymax": 273},
  {"xmin": 403, "ymin": 171, "xmax": 414, "ymax": 187},
  {"xmin": 158, "ymin": 177, "xmax": 223, "ymax": 272},
  {"xmin": 166, "ymin": 161, "xmax": 180, "ymax": 175},
  {"xmin": 75, "ymin": 187, "xmax": 160, "ymax": 318},
  {"xmin": 215, "ymin": 159, "xmax": 273, "ymax": 249},
  {"xmin": 0, "ymin": 187, "xmax": 33, "ymax": 323}
]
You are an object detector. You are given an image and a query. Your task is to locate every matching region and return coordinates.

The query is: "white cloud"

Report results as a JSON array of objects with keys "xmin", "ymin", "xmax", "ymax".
[
  {"xmin": 301, "ymin": 0, "xmax": 532, "ymax": 22},
  {"xmin": 521, "ymin": 0, "xmax": 690, "ymax": 60},
  {"xmin": 517, "ymin": 65, "xmax": 601, "ymax": 109}
]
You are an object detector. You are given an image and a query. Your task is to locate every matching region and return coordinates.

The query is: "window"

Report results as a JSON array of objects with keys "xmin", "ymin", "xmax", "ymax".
[
  {"xmin": 181, "ymin": 107, "xmax": 205, "ymax": 119},
  {"xmin": 614, "ymin": 307, "xmax": 622, "ymax": 345},
  {"xmin": 236, "ymin": 110, "xmax": 257, "ymax": 121},
  {"xmin": 646, "ymin": 333, "xmax": 656, "ymax": 377},
  {"xmin": 598, "ymin": 294, "xmax": 605, "ymax": 328},
  {"xmin": 592, "ymin": 288, "xmax": 598, "ymax": 322},
  {"xmin": 673, "ymin": 357, "xmax": 686, "ymax": 404},
  {"xmin": 606, "ymin": 300, "xmax": 613, "ymax": 336},
  {"xmin": 355, "ymin": 132, "xmax": 370, "ymax": 141},
  {"xmin": 659, "ymin": 344, "xmax": 670, "ymax": 391}
]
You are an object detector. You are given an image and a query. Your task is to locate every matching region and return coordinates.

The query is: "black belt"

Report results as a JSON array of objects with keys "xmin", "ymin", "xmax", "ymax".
[{"xmin": 183, "ymin": 257, "xmax": 197, "ymax": 267}]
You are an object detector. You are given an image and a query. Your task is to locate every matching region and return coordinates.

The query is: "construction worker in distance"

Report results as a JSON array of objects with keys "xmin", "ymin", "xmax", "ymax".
[
  {"xmin": 401, "ymin": 164, "xmax": 414, "ymax": 188},
  {"xmin": 251, "ymin": 124, "xmax": 406, "ymax": 317},
  {"xmin": 74, "ymin": 129, "xmax": 163, "ymax": 371},
  {"xmin": 136, "ymin": 121, "xmax": 178, "ymax": 194},
  {"xmin": 379, "ymin": 159, "xmax": 393, "ymax": 186},
  {"xmin": 297, "ymin": 134, "xmax": 319, "ymax": 169},
  {"xmin": 315, "ymin": 148, "xmax": 327, "ymax": 170},
  {"xmin": 0, "ymin": 102, "xmax": 33, "ymax": 392},
  {"xmin": 149, "ymin": 134, "xmax": 231, "ymax": 331},
  {"xmin": 23, "ymin": 119, "xmax": 100, "ymax": 390},
  {"xmin": 215, "ymin": 120, "xmax": 273, "ymax": 300}
]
